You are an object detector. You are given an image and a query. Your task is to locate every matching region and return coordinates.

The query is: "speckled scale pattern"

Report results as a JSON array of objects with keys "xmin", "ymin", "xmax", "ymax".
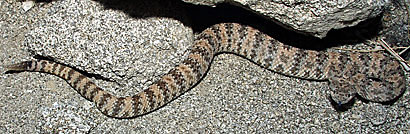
[{"xmin": 6, "ymin": 23, "xmax": 406, "ymax": 118}]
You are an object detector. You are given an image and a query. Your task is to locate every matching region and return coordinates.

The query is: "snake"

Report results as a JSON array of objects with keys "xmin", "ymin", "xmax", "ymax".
[{"xmin": 6, "ymin": 23, "xmax": 407, "ymax": 118}]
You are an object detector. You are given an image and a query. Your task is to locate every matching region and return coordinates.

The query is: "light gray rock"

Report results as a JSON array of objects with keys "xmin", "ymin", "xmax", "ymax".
[
  {"xmin": 182, "ymin": 0, "xmax": 389, "ymax": 38},
  {"xmin": 25, "ymin": 0, "xmax": 193, "ymax": 96},
  {"xmin": 2, "ymin": 0, "xmax": 410, "ymax": 133}
]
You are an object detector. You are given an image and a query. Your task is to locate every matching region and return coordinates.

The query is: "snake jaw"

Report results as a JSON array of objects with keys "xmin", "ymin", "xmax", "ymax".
[{"xmin": 5, "ymin": 61, "xmax": 33, "ymax": 71}]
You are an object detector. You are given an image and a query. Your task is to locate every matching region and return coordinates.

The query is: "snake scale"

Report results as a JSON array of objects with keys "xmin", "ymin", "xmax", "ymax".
[{"xmin": 6, "ymin": 23, "xmax": 406, "ymax": 118}]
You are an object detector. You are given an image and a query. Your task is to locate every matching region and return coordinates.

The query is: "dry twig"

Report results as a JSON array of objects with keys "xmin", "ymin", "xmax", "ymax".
[{"xmin": 379, "ymin": 39, "xmax": 410, "ymax": 71}]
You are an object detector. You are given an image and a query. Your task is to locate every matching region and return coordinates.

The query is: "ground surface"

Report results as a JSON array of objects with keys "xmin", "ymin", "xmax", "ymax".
[{"xmin": 0, "ymin": 0, "xmax": 409, "ymax": 133}]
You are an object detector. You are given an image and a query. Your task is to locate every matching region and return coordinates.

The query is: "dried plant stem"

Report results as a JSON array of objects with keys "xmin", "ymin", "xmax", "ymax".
[{"xmin": 379, "ymin": 39, "xmax": 410, "ymax": 72}]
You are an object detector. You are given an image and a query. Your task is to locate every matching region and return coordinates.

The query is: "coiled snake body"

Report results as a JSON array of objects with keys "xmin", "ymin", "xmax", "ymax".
[{"xmin": 6, "ymin": 23, "xmax": 406, "ymax": 118}]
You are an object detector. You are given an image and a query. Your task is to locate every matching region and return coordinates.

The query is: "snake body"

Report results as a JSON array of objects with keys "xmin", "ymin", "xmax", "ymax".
[{"xmin": 6, "ymin": 23, "xmax": 406, "ymax": 118}]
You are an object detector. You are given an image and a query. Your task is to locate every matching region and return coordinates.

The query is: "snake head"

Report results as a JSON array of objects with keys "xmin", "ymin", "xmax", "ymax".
[
  {"xmin": 356, "ymin": 69, "xmax": 406, "ymax": 103},
  {"xmin": 329, "ymin": 52, "xmax": 407, "ymax": 106}
]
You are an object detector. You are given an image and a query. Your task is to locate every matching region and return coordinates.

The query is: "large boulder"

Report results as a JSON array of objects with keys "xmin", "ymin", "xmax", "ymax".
[{"xmin": 182, "ymin": 0, "xmax": 389, "ymax": 38}]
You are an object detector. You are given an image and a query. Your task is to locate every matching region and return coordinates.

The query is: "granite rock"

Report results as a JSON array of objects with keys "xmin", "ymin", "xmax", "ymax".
[{"xmin": 182, "ymin": 0, "xmax": 389, "ymax": 38}]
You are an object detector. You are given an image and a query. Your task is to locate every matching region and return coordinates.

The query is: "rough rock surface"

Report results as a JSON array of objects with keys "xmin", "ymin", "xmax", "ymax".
[
  {"xmin": 182, "ymin": 0, "xmax": 389, "ymax": 38},
  {"xmin": 24, "ymin": 0, "xmax": 193, "ymax": 96}
]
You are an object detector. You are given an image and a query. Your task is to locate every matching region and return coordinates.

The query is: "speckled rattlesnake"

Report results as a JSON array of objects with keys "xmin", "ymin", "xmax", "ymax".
[{"xmin": 6, "ymin": 23, "xmax": 406, "ymax": 118}]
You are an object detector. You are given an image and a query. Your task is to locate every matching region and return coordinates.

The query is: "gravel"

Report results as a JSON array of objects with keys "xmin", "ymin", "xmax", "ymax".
[{"xmin": 0, "ymin": 0, "xmax": 409, "ymax": 133}]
